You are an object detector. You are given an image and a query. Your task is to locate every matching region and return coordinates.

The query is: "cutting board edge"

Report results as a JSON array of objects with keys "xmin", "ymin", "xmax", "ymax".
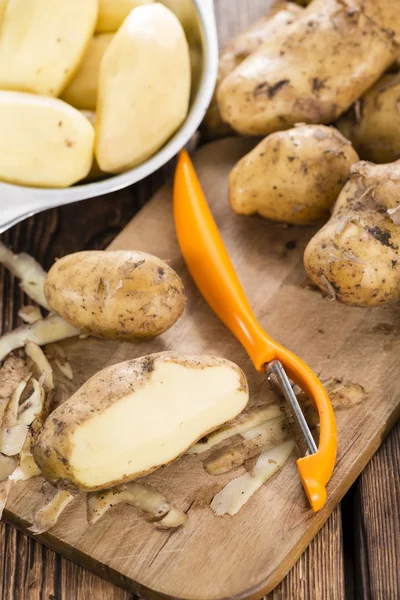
[{"xmin": 5, "ymin": 400, "xmax": 399, "ymax": 600}]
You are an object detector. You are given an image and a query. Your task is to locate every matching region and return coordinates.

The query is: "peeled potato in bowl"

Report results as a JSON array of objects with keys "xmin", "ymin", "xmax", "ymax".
[
  {"xmin": 0, "ymin": 91, "xmax": 94, "ymax": 188},
  {"xmin": 95, "ymin": 3, "xmax": 191, "ymax": 173},
  {"xmin": 0, "ymin": 1, "xmax": 192, "ymax": 189}
]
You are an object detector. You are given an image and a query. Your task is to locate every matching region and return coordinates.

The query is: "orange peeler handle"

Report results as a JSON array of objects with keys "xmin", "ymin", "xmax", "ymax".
[
  {"xmin": 173, "ymin": 151, "xmax": 277, "ymax": 371},
  {"xmin": 173, "ymin": 150, "xmax": 337, "ymax": 513}
]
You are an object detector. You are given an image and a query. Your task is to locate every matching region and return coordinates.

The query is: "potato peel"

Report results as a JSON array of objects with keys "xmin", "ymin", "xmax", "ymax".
[
  {"xmin": 188, "ymin": 405, "xmax": 282, "ymax": 455},
  {"xmin": 0, "ymin": 242, "xmax": 49, "ymax": 309},
  {"xmin": 0, "ymin": 424, "xmax": 29, "ymax": 456},
  {"xmin": 29, "ymin": 489, "xmax": 76, "ymax": 535},
  {"xmin": 18, "ymin": 305, "xmax": 43, "ymax": 324},
  {"xmin": 211, "ymin": 440, "xmax": 295, "ymax": 516},
  {"xmin": 205, "ymin": 416, "xmax": 290, "ymax": 476},
  {"xmin": 0, "ymin": 315, "xmax": 80, "ymax": 363},
  {"xmin": 17, "ymin": 379, "xmax": 45, "ymax": 427},
  {"xmin": 0, "ymin": 454, "xmax": 17, "ymax": 481},
  {"xmin": 87, "ymin": 482, "xmax": 170, "ymax": 525},
  {"xmin": 155, "ymin": 507, "xmax": 188, "ymax": 529}
]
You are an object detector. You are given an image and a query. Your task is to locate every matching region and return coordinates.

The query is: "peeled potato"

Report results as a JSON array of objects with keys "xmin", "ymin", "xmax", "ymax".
[
  {"xmin": 80, "ymin": 111, "xmax": 105, "ymax": 180},
  {"xmin": 0, "ymin": 0, "xmax": 98, "ymax": 97},
  {"xmin": 96, "ymin": 3, "xmax": 190, "ymax": 173},
  {"xmin": 159, "ymin": 0, "xmax": 200, "ymax": 46},
  {"xmin": 95, "ymin": 0, "xmax": 154, "ymax": 33},
  {"xmin": 33, "ymin": 352, "xmax": 249, "ymax": 491},
  {"xmin": 0, "ymin": 91, "xmax": 94, "ymax": 188},
  {"xmin": 62, "ymin": 34, "xmax": 113, "ymax": 110}
]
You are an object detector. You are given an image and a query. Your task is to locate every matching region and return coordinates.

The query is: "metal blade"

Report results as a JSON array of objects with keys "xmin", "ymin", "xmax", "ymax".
[{"xmin": 266, "ymin": 360, "xmax": 317, "ymax": 457}]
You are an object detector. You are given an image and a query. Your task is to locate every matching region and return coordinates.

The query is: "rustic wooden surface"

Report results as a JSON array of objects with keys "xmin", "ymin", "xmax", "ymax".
[
  {"xmin": 0, "ymin": 1, "xmax": 398, "ymax": 599},
  {"xmin": 2, "ymin": 137, "xmax": 400, "ymax": 600}
]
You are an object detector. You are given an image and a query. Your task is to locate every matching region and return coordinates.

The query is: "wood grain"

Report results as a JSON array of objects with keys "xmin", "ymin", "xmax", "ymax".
[
  {"xmin": 0, "ymin": 0, "xmax": 397, "ymax": 598},
  {"xmin": 2, "ymin": 138, "xmax": 399, "ymax": 600},
  {"xmin": 353, "ymin": 423, "xmax": 400, "ymax": 600}
]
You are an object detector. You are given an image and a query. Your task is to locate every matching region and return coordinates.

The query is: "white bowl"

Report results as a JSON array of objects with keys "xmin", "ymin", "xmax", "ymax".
[{"xmin": 0, "ymin": 0, "xmax": 218, "ymax": 233}]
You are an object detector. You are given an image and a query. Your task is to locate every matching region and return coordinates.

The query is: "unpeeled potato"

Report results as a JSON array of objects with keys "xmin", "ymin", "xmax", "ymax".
[
  {"xmin": 337, "ymin": 73, "xmax": 400, "ymax": 164},
  {"xmin": 203, "ymin": 2, "xmax": 303, "ymax": 139},
  {"xmin": 0, "ymin": 0, "xmax": 98, "ymax": 97},
  {"xmin": 218, "ymin": 0, "xmax": 400, "ymax": 136},
  {"xmin": 95, "ymin": 0, "xmax": 154, "ymax": 33},
  {"xmin": 304, "ymin": 160, "xmax": 400, "ymax": 306},
  {"xmin": 44, "ymin": 250, "xmax": 186, "ymax": 340},
  {"xmin": 95, "ymin": 3, "xmax": 190, "ymax": 173},
  {"xmin": 229, "ymin": 125, "xmax": 359, "ymax": 224},
  {"xmin": 0, "ymin": 91, "xmax": 94, "ymax": 188},
  {"xmin": 62, "ymin": 34, "xmax": 113, "ymax": 110}
]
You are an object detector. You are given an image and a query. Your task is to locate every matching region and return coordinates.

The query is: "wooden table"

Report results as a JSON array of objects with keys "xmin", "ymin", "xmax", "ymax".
[{"xmin": 0, "ymin": 2, "xmax": 399, "ymax": 598}]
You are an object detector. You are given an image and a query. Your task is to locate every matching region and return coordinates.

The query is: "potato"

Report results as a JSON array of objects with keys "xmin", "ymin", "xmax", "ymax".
[
  {"xmin": 337, "ymin": 73, "xmax": 400, "ymax": 164},
  {"xmin": 0, "ymin": 0, "xmax": 98, "ymax": 97},
  {"xmin": 95, "ymin": 0, "xmax": 154, "ymax": 33},
  {"xmin": 0, "ymin": 91, "xmax": 94, "ymax": 188},
  {"xmin": 217, "ymin": 0, "xmax": 400, "ymax": 136},
  {"xmin": 203, "ymin": 2, "xmax": 303, "ymax": 139},
  {"xmin": 95, "ymin": 3, "xmax": 190, "ymax": 173},
  {"xmin": 80, "ymin": 111, "xmax": 105, "ymax": 180},
  {"xmin": 229, "ymin": 125, "xmax": 359, "ymax": 225},
  {"xmin": 33, "ymin": 352, "xmax": 249, "ymax": 490},
  {"xmin": 44, "ymin": 250, "xmax": 185, "ymax": 340},
  {"xmin": 61, "ymin": 34, "xmax": 113, "ymax": 111},
  {"xmin": 159, "ymin": 0, "xmax": 200, "ymax": 46},
  {"xmin": 304, "ymin": 160, "xmax": 400, "ymax": 306}
]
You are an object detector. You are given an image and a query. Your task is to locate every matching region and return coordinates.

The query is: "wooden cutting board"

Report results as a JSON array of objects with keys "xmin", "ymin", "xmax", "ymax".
[{"xmin": 4, "ymin": 138, "xmax": 400, "ymax": 600}]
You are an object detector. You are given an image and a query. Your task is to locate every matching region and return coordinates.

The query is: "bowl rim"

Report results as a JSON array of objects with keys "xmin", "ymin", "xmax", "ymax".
[{"xmin": 0, "ymin": 0, "xmax": 218, "ymax": 213}]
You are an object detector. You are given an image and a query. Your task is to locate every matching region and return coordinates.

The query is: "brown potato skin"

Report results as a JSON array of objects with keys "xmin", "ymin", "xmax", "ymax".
[
  {"xmin": 33, "ymin": 352, "xmax": 249, "ymax": 491},
  {"xmin": 304, "ymin": 160, "xmax": 400, "ymax": 306},
  {"xmin": 229, "ymin": 124, "xmax": 359, "ymax": 225},
  {"xmin": 44, "ymin": 250, "xmax": 185, "ymax": 340},
  {"xmin": 202, "ymin": 2, "xmax": 303, "ymax": 139},
  {"xmin": 217, "ymin": 0, "xmax": 400, "ymax": 136},
  {"xmin": 337, "ymin": 73, "xmax": 400, "ymax": 164}
]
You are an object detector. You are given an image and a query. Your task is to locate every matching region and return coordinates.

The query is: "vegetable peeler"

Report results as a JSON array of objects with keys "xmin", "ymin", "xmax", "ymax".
[{"xmin": 173, "ymin": 150, "xmax": 337, "ymax": 512}]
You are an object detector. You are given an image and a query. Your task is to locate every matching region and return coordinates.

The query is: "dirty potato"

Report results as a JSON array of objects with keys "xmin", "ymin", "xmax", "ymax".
[
  {"xmin": 44, "ymin": 250, "xmax": 185, "ymax": 340},
  {"xmin": 304, "ymin": 159, "xmax": 400, "ymax": 306},
  {"xmin": 337, "ymin": 73, "xmax": 400, "ymax": 164},
  {"xmin": 33, "ymin": 352, "xmax": 249, "ymax": 490},
  {"xmin": 217, "ymin": 0, "xmax": 400, "ymax": 136},
  {"xmin": 229, "ymin": 125, "xmax": 359, "ymax": 224},
  {"xmin": 203, "ymin": 2, "xmax": 303, "ymax": 139}
]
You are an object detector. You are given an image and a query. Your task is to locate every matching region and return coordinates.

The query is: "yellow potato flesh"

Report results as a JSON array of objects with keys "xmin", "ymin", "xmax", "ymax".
[
  {"xmin": 34, "ymin": 354, "xmax": 249, "ymax": 490},
  {"xmin": 95, "ymin": 0, "xmax": 154, "ymax": 33},
  {"xmin": 0, "ymin": 91, "xmax": 94, "ymax": 188},
  {"xmin": 62, "ymin": 34, "xmax": 113, "ymax": 111},
  {"xmin": 70, "ymin": 361, "xmax": 246, "ymax": 488},
  {"xmin": 95, "ymin": 3, "xmax": 190, "ymax": 173},
  {"xmin": 0, "ymin": 0, "xmax": 98, "ymax": 97}
]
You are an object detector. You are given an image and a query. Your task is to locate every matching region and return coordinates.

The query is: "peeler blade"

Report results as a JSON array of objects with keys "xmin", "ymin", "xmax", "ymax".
[{"xmin": 267, "ymin": 360, "xmax": 317, "ymax": 457}]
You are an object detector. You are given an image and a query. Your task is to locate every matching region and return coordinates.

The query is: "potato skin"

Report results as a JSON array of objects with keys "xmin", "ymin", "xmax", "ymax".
[
  {"xmin": 44, "ymin": 250, "xmax": 185, "ymax": 340},
  {"xmin": 217, "ymin": 0, "xmax": 400, "ymax": 136},
  {"xmin": 229, "ymin": 125, "xmax": 359, "ymax": 224},
  {"xmin": 33, "ymin": 352, "xmax": 249, "ymax": 491},
  {"xmin": 337, "ymin": 73, "xmax": 400, "ymax": 164},
  {"xmin": 202, "ymin": 2, "xmax": 302, "ymax": 139},
  {"xmin": 304, "ymin": 160, "xmax": 400, "ymax": 306}
]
